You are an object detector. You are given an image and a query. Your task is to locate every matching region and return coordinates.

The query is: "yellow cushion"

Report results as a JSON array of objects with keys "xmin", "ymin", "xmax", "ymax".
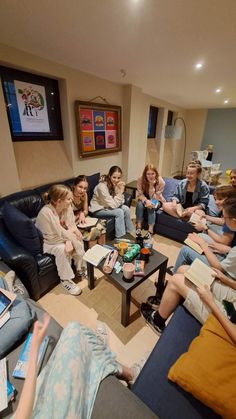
[{"xmin": 168, "ymin": 314, "xmax": 236, "ymax": 419}]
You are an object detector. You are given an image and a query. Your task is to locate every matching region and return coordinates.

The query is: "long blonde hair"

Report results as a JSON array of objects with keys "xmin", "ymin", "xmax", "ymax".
[{"xmin": 43, "ymin": 184, "xmax": 71, "ymax": 205}]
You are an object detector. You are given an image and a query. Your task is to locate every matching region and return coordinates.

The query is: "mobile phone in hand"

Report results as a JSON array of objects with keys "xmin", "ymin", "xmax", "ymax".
[{"xmin": 222, "ymin": 300, "xmax": 236, "ymax": 324}]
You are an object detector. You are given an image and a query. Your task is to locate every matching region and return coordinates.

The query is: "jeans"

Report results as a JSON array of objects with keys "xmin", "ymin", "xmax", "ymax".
[
  {"xmin": 173, "ymin": 241, "xmax": 225, "ymax": 273},
  {"xmin": 136, "ymin": 200, "xmax": 155, "ymax": 226},
  {"xmin": 93, "ymin": 205, "xmax": 134, "ymax": 238}
]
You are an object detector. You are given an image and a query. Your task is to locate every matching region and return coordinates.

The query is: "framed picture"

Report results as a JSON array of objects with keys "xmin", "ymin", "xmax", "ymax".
[
  {"xmin": 75, "ymin": 100, "xmax": 122, "ymax": 158},
  {"xmin": 0, "ymin": 65, "xmax": 63, "ymax": 141}
]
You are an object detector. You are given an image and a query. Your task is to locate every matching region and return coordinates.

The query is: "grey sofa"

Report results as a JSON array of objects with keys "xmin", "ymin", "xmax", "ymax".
[
  {"xmin": 133, "ymin": 306, "xmax": 220, "ymax": 419},
  {"xmin": 1, "ymin": 261, "xmax": 157, "ymax": 419}
]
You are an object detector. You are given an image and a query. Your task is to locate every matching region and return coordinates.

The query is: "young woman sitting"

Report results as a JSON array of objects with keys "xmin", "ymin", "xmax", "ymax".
[
  {"xmin": 89, "ymin": 166, "xmax": 134, "ymax": 238},
  {"xmin": 72, "ymin": 175, "xmax": 106, "ymax": 244},
  {"xmin": 194, "ymin": 185, "xmax": 236, "ymax": 234},
  {"xmin": 162, "ymin": 161, "xmax": 209, "ymax": 220},
  {"xmin": 72, "ymin": 175, "xmax": 89, "ymax": 225},
  {"xmin": 36, "ymin": 184, "xmax": 86, "ymax": 296},
  {"xmin": 136, "ymin": 164, "xmax": 165, "ymax": 236},
  {"xmin": 13, "ymin": 316, "xmax": 145, "ymax": 419}
]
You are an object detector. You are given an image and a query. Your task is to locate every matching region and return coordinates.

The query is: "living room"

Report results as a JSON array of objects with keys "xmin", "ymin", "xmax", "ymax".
[{"xmin": 0, "ymin": 1, "xmax": 236, "ymax": 418}]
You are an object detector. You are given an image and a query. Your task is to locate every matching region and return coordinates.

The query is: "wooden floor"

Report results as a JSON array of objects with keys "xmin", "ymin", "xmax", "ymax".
[{"xmin": 38, "ymin": 223, "xmax": 181, "ymax": 367}]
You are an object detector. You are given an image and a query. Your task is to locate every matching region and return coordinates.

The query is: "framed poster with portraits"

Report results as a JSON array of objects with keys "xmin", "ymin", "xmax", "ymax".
[{"xmin": 75, "ymin": 100, "xmax": 122, "ymax": 158}]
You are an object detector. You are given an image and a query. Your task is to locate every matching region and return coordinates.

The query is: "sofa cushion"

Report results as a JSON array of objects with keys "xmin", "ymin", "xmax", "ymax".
[
  {"xmin": 162, "ymin": 177, "xmax": 179, "ymax": 200},
  {"xmin": 133, "ymin": 306, "xmax": 219, "ymax": 419},
  {"xmin": 168, "ymin": 314, "xmax": 236, "ymax": 419},
  {"xmin": 87, "ymin": 172, "xmax": 100, "ymax": 203},
  {"xmin": 2, "ymin": 202, "xmax": 42, "ymax": 256}
]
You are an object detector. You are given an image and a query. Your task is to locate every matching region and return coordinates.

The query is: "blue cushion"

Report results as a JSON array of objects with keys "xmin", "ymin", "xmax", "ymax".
[
  {"xmin": 163, "ymin": 177, "xmax": 180, "ymax": 201},
  {"xmin": 2, "ymin": 202, "xmax": 42, "ymax": 256}
]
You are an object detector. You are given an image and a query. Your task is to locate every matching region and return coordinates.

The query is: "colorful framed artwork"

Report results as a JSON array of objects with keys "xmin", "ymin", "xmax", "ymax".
[
  {"xmin": 0, "ymin": 65, "xmax": 63, "ymax": 141},
  {"xmin": 75, "ymin": 100, "xmax": 122, "ymax": 158}
]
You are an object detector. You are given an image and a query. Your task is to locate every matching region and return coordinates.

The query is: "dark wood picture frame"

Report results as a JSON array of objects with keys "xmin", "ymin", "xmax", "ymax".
[
  {"xmin": 0, "ymin": 65, "xmax": 63, "ymax": 141},
  {"xmin": 75, "ymin": 100, "xmax": 122, "ymax": 158}
]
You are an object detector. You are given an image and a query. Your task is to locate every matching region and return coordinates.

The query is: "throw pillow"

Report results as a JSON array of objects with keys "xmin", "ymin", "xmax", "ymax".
[
  {"xmin": 3, "ymin": 201, "xmax": 42, "ymax": 256},
  {"xmin": 168, "ymin": 314, "xmax": 236, "ymax": 419}
]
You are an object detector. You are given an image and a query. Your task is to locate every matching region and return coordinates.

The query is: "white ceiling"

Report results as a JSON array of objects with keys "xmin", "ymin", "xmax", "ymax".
[{"xmin": 1, "ymin": 0, "xmax": 236, "ymax": 109}]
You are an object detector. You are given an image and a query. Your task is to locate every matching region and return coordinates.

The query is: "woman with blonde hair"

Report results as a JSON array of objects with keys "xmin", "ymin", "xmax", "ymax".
[
  {"xmin": 36, "ymin": 184, "xmax": 86, "ymax": 296},
  {"xmin": 136, "ymin": 164, "xmax": 165, "ymax": 235},
  {"xmin": 162, "ymin": 161, "xmax": 209, "ymax": 220}
]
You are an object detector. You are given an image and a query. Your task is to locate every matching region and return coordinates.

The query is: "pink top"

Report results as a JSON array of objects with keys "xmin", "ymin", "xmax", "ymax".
[{"xmin": 137, "ymin": 176, "xmax": 165, "ymax": 203}]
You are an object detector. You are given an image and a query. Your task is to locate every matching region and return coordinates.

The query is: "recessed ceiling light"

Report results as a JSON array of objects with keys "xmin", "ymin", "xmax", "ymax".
[
  {"xmin": 215, "ymin": 88, "xmax": 221, "ymax": 93},
  {"xmin": 224, "ymin": 99, "xmax": 229, "ymax": 104},
  {"xmin": 195, "ymin": 63, "xmax": 203, "ymax": 69}
]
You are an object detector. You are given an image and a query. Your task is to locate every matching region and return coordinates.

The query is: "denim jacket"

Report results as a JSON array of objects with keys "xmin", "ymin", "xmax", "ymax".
[{"xmin": 171, "ymin": 178, "xmax": 210, "ymax": 210}]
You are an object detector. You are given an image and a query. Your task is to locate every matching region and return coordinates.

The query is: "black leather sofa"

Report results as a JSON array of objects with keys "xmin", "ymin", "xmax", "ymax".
[{"xmin": 0, "ymin": 173, "xmax": 132, "ymax": 301}]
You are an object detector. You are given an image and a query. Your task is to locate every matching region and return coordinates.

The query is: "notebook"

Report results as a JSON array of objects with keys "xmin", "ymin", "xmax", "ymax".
[
  {"xmin": 184, "ymin": 258, "xmax": 215, "ymax": 288},
  {"xmin": 83, "ymin": 244, "xmax": 111, "ymax": 266}
]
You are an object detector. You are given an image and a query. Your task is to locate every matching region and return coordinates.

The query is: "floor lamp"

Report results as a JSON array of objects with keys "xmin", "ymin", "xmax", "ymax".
[{"xmin": 165, "ymin": 117, "xmax": 187, "ymax": 180}]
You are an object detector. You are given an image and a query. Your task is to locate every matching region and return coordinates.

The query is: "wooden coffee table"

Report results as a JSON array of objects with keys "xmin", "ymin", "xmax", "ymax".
[{"xmin": 86, "ymin": 240, "xmax": 168, "ymax": 327}]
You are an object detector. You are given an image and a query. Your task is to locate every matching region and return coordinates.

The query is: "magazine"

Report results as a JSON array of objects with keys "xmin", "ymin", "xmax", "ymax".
[
  {"xmin": 184, "ymin": 258, "xmax": 215, "ymax": 288},
  {"xmin": 12, "ymin": 333, "xmax": 49, "ymax": 379}
]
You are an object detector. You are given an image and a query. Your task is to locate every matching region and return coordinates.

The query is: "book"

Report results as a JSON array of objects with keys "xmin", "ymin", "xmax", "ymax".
[
  {"xmin": 12, "ymin": 333, "xmax": 49, "ymax": 379},
  {"xmin": 0, "ymin": 358, "xmax": 7, "ymax": 412},
  {"xmin": 0, "ymin": 311, "xmax": 10, "ymax": 328},
  {"xmin": 189, "ymin": 212, "xmax": 207, "ymax": 229},
  {"xmin": 184, "ymin": 237, "xmax": 203, "ymax": 254},
  {"xmin": 83, "ymin": 244, "xmax": 111, "ymax": 266},
  {"xmin": 77, "ymin": 216, "xmax": 98, "ymax": 229},
  {"xmin": 184, "ymin": 258, "xmax": 215, "ymax": 288}
]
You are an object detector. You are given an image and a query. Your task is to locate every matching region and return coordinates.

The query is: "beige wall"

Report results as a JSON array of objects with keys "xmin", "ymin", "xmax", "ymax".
[{"xmin": 0, "ymin": 43, "xmax": 205, "ymax": 195}]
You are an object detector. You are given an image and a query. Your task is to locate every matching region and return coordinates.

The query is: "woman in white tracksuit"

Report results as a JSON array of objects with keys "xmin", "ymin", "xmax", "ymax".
[{"xmin": 36, "ymin": 184, "xmax": 86, "ymax": 296}]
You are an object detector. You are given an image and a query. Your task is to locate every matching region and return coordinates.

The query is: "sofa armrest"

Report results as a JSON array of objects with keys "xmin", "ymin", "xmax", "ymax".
[
  {"xmin": 92, "ymin": 376, "xmax": 158, "ymax": 419},
  {"xmin": 0, "ymin": 221, "xmax": 41, "ymax": 300}
]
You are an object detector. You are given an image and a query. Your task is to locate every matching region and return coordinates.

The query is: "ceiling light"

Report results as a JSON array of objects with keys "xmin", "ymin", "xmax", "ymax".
[
  {"xmin": 195, "ymin": 63, "xmax": 203, "ymax": 69},
  {"xmin": 215, "ymin": 88, "xmax": 221, "ymax": 93},
  {"xmin": 224, "ymin": 99, "xmax": 229, "ymax": 104}
]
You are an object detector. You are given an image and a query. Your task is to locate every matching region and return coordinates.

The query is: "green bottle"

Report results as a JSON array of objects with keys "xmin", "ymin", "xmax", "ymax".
[{"xmin": 123, "ymin": 244, "xmax": 141, "ymax": 262}]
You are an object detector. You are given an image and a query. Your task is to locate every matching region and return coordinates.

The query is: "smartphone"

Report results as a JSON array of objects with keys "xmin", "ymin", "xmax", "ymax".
[
  {"xmin": 0, "ymin": 290, "xmax": 12, "ymax": 316},
  {"xmin": 222, "ymin": 300, "xmax": 236, "ymax": 324}
]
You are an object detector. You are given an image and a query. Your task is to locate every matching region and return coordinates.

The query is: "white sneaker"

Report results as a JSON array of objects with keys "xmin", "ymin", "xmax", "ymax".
[
  {"xmin": 61, "ymin": 279, "xmax": 82, "ymax": 296},
  {"xmin": 77, "ymin": 269, "xmax": 88, "ymax": 279}
]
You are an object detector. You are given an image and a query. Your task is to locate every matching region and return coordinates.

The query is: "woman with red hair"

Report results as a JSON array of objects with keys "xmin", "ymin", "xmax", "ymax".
[{"xmin": 136, "ymin": 164, "xmax": 165, "ymax": 235}]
